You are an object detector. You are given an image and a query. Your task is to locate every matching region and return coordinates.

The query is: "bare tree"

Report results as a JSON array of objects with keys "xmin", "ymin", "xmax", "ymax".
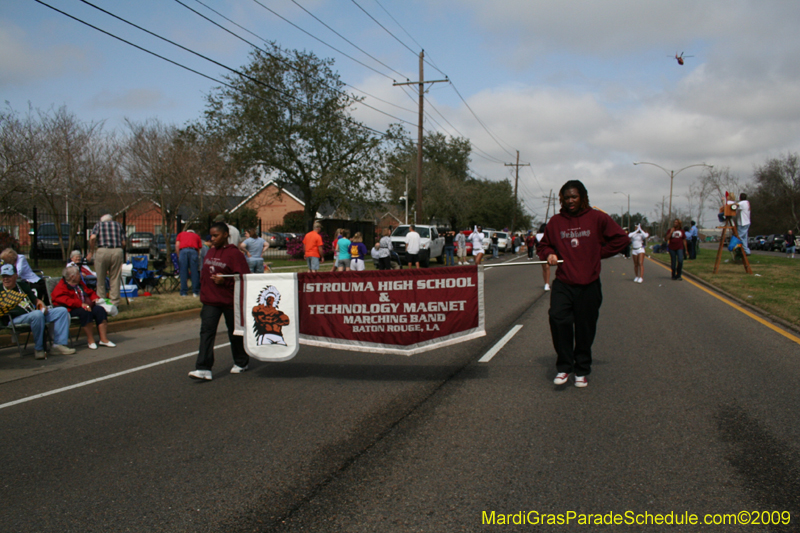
[{"xmin": 699, "ymin": 167, "xmax": 742, "ymax": 208}]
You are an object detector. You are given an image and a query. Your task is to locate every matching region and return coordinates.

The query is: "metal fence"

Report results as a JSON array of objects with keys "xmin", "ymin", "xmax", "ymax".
[{"xmin": 0, "ymin": 207, "xmax": 293, "ymax": 268}]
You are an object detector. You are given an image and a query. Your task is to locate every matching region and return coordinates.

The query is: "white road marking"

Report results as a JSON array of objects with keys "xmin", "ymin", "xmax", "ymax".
[
  {"xmin": 0, "ymin": 343, "xmax": 231, "ymax": 411},
  {"xmin": 479, "ymin": 325, "xmax": 523, "ymax": 363}
]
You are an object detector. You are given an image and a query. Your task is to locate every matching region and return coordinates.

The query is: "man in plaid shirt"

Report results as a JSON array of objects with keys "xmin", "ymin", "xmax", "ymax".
[{"xmin": 88, "ymin": 214, "xmax": 126, "ymax": 305}]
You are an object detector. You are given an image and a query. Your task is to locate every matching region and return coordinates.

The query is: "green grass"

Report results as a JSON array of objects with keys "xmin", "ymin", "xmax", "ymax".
[{"xmin": 650, "ymin": 246, "xmax": 800, "ymax": 327}]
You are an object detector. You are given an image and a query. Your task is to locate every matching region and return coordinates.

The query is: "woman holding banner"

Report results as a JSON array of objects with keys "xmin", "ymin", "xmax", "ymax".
[{"xmin": 189, "ymin": 222, "xmax": 251, "ymax": 381}]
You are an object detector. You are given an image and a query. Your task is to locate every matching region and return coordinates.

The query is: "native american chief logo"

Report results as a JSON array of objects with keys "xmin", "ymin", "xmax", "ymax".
[{"xmin": 252, "ymin": 285, "xmax": 290, "ymax": 346}]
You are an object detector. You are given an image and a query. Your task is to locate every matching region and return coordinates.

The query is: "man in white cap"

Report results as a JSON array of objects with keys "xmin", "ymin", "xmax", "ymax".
[{"xmin": 1, "ymin": 263, "xmax": 75, "ymax": 359}]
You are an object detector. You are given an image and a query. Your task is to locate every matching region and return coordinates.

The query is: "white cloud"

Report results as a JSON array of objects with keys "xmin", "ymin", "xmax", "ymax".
[{"xmin": 0, "ymin": 22, "xmax": 90, "ymax": 86}]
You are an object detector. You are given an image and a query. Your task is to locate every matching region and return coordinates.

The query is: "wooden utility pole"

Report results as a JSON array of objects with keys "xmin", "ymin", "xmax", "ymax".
[
  {"xmin": 393, "ymin": 51, "xmax": 448, "ymax": 224},
  {"xmin": 504, "ymin": 151, "xmax": 530, "ymax": 234},
  {"xmin": 544, "ymin": 189, "xmax": 554, "ymax": 221}
]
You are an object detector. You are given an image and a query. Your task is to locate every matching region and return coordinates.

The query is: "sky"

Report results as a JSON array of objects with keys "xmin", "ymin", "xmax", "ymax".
[{"xmin": 4, "ymin": 0, "xmax": 800, "ymax": 228}]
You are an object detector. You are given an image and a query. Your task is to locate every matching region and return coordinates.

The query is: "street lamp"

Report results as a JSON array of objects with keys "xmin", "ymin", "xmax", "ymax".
[
  {"xmin": 399, "ymin": 195, "xmax": 408, "ymax": 224},
  {"xmin": 614, "ymin": 191, "xmax": 630, "ymax": 231},
  {"xmin": 633, "ymin": 162, "xmax": 713, "ymax": 223}
]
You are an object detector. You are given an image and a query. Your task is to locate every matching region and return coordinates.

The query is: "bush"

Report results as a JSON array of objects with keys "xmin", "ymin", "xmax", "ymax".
[
  {"xmin": 0, "ymin": 232, "xmax": 20, "ymax": 252},
  {"xmin": 287, "ymin": 232, "xmax": 334, "ymax": 260}
]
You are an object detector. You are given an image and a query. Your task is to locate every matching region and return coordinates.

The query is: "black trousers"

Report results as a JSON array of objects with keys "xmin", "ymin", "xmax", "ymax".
[
  {"xmin": 195, "ymin": 304, "xmax": 249, "ymax": 371},
  {"xmin": 548, "ymin": 278, "xmax": 602, "ymax": 377}
]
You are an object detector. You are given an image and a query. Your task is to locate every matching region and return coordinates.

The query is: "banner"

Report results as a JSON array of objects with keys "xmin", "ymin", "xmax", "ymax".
[
  {"xmin": 298, "ymin": 266, "xmax": 484, "ymax": 355},
  {"xmin": 234, "ymin": 273, "xmax": 300, "ymax": 361}
]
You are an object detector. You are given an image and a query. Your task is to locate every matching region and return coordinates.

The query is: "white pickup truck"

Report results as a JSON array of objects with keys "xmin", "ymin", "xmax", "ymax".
[{"xmin": 390, "ymin": 225, "xmax": 445, "ymax": 267}]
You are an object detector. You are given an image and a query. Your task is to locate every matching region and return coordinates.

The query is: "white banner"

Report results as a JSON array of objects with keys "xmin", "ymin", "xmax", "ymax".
[{"xmin": 234, "ymin": 273, "xmax": 299, "ymax": 361}]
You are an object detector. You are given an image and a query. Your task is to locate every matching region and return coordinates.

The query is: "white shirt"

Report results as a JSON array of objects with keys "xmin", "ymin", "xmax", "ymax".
[
  {"xmin": 468, "ymin": 229, "xmax": 484, "ymax": 252},
  {"xmin": 628, "ymin": 229, "xmax": 649, "ymax": 250},
  {"xmin": 226, "ymin": 224, "xmax": 241, "ymax": 246},
  {"xmin": 738, "ymin": 200, "xmax": 751, "ymax": 226},
  {"xmin": 406, "ymin": 231, "xmax": 421, "ymax": 254}
]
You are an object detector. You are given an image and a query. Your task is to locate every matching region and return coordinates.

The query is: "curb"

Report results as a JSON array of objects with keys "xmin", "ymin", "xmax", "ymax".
[
  {"xmin": 105, "ymin": 307, "xmax": 201, "ymax": 333},
  {"xmin": 648, "ymin": 255, "xmax": 800, "ymax": 337}
]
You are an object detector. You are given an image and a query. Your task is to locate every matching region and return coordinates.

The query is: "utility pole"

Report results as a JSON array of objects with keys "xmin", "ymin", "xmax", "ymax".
[
  {"xmin": 393, "ymin": 51, "xmax": 448, "ymax": 224},
  {"xmin": 504, "ymin": 151, "xmax": 530, "ymax": 234},
  {"xmin": 543, "ymin": 189, "xmax": 553, "ymax": 221}
]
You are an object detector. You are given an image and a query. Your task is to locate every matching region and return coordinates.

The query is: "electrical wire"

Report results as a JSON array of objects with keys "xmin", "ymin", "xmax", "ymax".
[
  {"xmin": 178, "ymin": 0, "xmax": 417, "ymax": 117},
  {"xmin": 288, "ymin": 0, "xmax": 410, "ymax": 81},
  {"xmin": 33, "ymin": 0, "xmax": 390, "ymax": 138},
  {"xmin": 449, "ymin": 82, "xmax": 516, "ymax": 158},
  {"xmin": 240, "ymin": 0, "xmax": 397, "ymax": 82}
]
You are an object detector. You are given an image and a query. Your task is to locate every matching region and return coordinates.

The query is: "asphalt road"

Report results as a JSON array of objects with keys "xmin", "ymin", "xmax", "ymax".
[{"xmin": 2, "ymin": 254, "xmax": 799, "ymax": 532}]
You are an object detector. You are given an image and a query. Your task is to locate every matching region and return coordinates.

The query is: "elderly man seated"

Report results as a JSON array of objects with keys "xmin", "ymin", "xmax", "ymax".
[
  {"xmin": 1, "ymin": 263, "xmax": 76, "ymax": 359},
  {"xmin": 67, "ymin": 250, "xmax": 98, "ymax": 289}
]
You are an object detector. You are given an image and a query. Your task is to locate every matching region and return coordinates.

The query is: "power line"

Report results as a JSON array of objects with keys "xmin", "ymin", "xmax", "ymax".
[
  {"xmin": 33, "ymin": 0, "xmax": 390, "ymax": 138},
  {"xmin": 287, "ymin": 0, "xmax": 410, "ymax": 81},
  {"xmin": 240, "ymin": 0, "xmax": 396, "ymax": 82},
  {"xmin": 449, "ymin": 82, "xmax": 516, "ymax": 158},
  {"xmin": 178, "ymin": 0, "xmax": 418, "ymax": 118},
  {"xmin": 371, "ymin": 0, "xmax": 446, "ymax": 77}
]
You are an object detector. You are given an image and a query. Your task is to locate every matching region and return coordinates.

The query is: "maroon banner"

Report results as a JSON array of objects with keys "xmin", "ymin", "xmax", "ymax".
[{"xmin": 298, "ymin": 266, "xmax": 485, "ymax": 355}]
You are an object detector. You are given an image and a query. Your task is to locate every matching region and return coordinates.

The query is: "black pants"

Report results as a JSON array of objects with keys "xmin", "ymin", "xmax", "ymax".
[
  {"xmin": 549, "ymin": 278, "xmax": 602, "ymax": 377},
  {"xmin": 690, "ymin": 237, "xmax": 698, "ymax": 258},
  {"xmin": 195, "ymin": 304, "xmax": 249, "ymax": 371},
  {"xmin": 379, "ymin": 256, "xmax": 392, "ymax": 270}
]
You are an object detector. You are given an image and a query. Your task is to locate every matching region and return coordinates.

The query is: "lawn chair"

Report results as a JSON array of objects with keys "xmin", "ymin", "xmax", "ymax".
[
  {"xmin": 0, "ymin": 289, "xmax": 51, "ymax": 356},
  {"xmin": 45, "ymin": 277, "xmax": 82, "ymax": 346},
  {"xmin": 130, "ymin": 255, "xmax": 163, "ymax": 294},
  {"xmin": 156, "ymin": 253, "xmax": 180, "ymax": 292}
]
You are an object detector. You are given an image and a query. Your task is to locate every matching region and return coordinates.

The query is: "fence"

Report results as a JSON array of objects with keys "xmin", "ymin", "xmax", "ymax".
[{"xmin": 0, "ymin": 207, "xmax": 294, "ymax": 269}]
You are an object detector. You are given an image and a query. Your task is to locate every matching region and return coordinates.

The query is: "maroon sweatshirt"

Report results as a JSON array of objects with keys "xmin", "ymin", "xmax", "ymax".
[
  {"xmin": 537, "ymin": 207, "xmax": 630, "ymax": 286},
  {"xmin": 200, "ymin": 244, "xmax": 250, "ymax": 307}
]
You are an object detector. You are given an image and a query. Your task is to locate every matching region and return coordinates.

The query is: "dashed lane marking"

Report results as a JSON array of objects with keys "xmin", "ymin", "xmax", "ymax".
[{"xmin": 479, "ymin": 325, "xmax": 524, "ymax": 363}]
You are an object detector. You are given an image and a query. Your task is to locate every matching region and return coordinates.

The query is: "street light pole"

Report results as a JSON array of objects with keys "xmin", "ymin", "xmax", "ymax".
[
  {"xmin": 633, "ymin": 162, "xmax": 713, "ymax": 222},
  {"xmin": 614, "ymin": 191, "xmax": 630, "ymax": 230}
]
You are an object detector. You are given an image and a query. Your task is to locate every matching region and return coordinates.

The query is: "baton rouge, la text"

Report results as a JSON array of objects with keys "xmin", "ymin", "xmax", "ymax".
[{"xmin": 303, "ymin": 277, "xmax": 475, "ymax": 293}]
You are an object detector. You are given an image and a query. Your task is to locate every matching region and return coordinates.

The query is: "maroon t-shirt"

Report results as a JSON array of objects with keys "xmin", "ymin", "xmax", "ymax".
[
  {"xmin": 666, "ymin": 229, "xmax": 686, "ymax": 251},
  {"xmin": 199, "ymin": 244, "xmax": 250, "ymax": 307}
]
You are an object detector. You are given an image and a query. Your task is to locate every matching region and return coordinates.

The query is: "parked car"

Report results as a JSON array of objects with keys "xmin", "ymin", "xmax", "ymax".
[
  {"xmin": 753, "ymin": 235, "xmax": 767, "ymax": 250},
  {"xmin": 151, "ymin": 234, "xmax": 177, "ymax": 260},
  {"xmin": 747, "ymin": 237, "xmax": 759, "ymax": 252},
  {"xmin": 391, "ymin": 225, "xmax": 445, "ymax": 267},
  {"xmin": 764, "ymin": 233, "xmax": 785, "ymax": 252},
  {"xmin": 262, "ymin": 232, "xmax": 286, "ymax": 249},
  {"xmin": 31, "ymin": 223, "xmax": 74, "ymax": 258},
  {"xmin": 127, "ymin": 232, "xmax": 155, "ymax": 257},
  {"xmin": 493, "ymin": 231, "xmax": 511, "ymax": 253}
]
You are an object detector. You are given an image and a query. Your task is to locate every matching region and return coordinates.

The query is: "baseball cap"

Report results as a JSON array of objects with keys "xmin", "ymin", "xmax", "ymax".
[{"xmin": 1, "ymin": 264, "xmax": 16, "ymax": 276}]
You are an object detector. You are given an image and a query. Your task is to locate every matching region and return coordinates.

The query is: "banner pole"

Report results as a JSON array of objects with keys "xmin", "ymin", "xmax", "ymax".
[{"xmin": 484, "ymin": 260, "xmax": 563, "ymax": 269}]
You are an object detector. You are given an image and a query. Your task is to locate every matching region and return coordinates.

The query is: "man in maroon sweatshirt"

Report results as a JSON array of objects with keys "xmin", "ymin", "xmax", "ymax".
[{"xmin": 537, "ymin": 180, "xmax": 629, "ymax": 388}]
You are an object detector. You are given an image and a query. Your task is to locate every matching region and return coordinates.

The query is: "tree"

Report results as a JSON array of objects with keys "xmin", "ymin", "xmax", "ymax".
[
  {"xmin": 750, "ymin": 153, "xmax": 800, "ymax": 233},
  {"xmin": 204, "ymin": 43, "xmax": 384, "ymax": 229},
  {"xmin": 18, "ymin": 106, "xmax": 118, "ymax": 258}
]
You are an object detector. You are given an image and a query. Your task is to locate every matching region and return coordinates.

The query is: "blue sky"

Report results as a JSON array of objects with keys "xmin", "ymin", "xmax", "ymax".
[{"xmin": 4, "ymin": 1, "xmax": 800, "ymax": 227}]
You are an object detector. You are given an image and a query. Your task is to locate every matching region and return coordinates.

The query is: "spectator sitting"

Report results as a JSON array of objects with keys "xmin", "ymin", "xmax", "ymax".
[
  {"xmin": 1, "ymin": 248, "xmax": 49, "ymax": 305},
  {"xmin": 67, "ymin": 250, "xmax": 98, "ymax": 289},
  {"xmin": 1, "ymin": 263, "xmax": 75, "ymax": 359},
  {"xmin": 51, "ymin": 265, "xmax": 115, "ymax": 350}
]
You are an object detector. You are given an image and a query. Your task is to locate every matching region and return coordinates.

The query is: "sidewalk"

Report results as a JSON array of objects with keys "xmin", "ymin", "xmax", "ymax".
[{"xmin": 0, "ymin": 308, "xmax": 201, "ymax": 385}]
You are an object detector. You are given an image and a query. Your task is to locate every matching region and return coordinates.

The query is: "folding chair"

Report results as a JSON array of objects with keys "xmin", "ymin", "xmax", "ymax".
[
  {"xmin": 45, "ymin": 277, "xmax": 82, "ymax": 346},
  {"xmin": 157, "ymin": 253, "xmax": 180, "ymax": 292},
  {"xmin": 130, "ymin": 255, "xmax": 163, "ymax": 294}
]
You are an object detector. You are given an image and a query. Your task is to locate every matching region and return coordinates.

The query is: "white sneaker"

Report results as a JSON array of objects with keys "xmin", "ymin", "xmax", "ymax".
[
  {"xmin": 637, "ymin": 277, "xmax": 643, "ymax": 283},
  {"xmin": 98, "ymin": 341, "xmax": 116, "ymax": 348},
  {"xmin": 188, "ymin": 369, "xmax": 212, "ymax": 381},
  {"xmin": 88, "ymin": 343, "xmax": 98, "ymax": 350},
  {"xmin": 544, "ymin": 283, "xmax": 550, "ymax": 291},
  {"xmin": 574, "ymin": 375, "xmax": 588, "ymax": 388},
  {"xmin": 50, "ymin": 344, "xmax": 76, "ymax": 355},
  {"xmin": 230, "ymin": 364, "xmax": 249, "ymax": 374},
  {"xmin": 35, "ymin": 350, "xmax": 47, "ymax": 360},
  {"xmin": 554, "ymin": 372, "xmax": 570, "ymax": 385}
]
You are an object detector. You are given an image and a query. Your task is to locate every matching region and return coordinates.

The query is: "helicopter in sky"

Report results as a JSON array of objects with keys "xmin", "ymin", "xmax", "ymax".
[{"xmin": 670, "ymin": 52, "xmax": 694, "ymax": 65}]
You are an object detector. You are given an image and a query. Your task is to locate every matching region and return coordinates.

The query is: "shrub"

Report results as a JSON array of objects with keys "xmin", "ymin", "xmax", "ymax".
[
  {"xmin": 287, "ymin": 232, "xmax": 334, "ymax": 260},
  {"xmin": 0, "ymin": 232, "xmax": 20, "ymax": 252}
]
